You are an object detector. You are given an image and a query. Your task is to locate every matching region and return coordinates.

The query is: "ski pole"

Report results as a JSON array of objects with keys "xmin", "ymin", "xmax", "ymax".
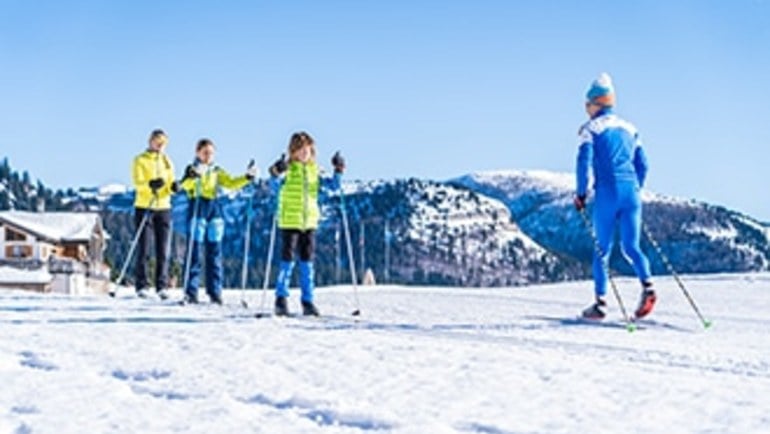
[
  {"xmin": 338, "ymin": 184, "xmax": 362, "ymax": 316},
  {"xmin": 641, "ymin": 223, "xmax": 712, "ymax": 329},
  {"xmin": 239, "ymin": 161, "xmax": 257, "ymax": 308},
  {"xmin": 182, "ymin": 178, "xmax": 202, "ymax": 295},
  {"xmin": 109, "ymin": 195, "xmax": 158, "ymax": 297},
  {"xmin": 240, "ymin": 193, "xmax": 254, "ymax": 308},
  {"xmin": 578, "ymin": 207, "xmax": 635, "ymax": 332},
  {"xmin": 254, "ymin": 213, "xmax": 278, "ymax": 319}
]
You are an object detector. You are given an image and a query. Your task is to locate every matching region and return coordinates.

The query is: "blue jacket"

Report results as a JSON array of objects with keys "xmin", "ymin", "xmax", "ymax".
[{"xmin": 576, "ymin": 108, "xmax": 649, "ymax": 196}]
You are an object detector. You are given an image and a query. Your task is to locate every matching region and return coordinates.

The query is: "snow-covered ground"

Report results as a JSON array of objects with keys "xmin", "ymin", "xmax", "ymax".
[{"xmin": 1, "ymin": 274, "xmax": 769, "ymax": 433}]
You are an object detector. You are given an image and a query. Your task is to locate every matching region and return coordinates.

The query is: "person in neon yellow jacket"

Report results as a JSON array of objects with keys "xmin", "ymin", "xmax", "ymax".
[
  {"xmin": 268, "ymin": 131, "xmax": 344, "ymax": 317},
  {"xmin": 131, "ymin": 129, "xmax": 176, "ymax": 300},
  {"xmin": 179, "ymin": 138, "xmax": 258, "ymax": 305}
]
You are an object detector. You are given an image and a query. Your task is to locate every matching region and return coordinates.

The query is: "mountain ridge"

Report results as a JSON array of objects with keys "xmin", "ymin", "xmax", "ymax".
[{"xmin": 2, "ymin": 157, "xmax": 767, "ymax": 286}]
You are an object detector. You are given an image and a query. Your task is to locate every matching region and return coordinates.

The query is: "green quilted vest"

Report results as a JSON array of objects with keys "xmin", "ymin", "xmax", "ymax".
[{"xmin": 279, "ymin": 161, "xmax": 320, "ymax": 230}]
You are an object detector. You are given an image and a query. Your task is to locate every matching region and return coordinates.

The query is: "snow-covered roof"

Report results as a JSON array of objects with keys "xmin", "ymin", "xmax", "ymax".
[
  {"xmin": 0, "ymin": 265, "xmax": 52, "ymax": 284},
  {"xmin": 0, "ymin": 211, "xmax": 104, "ymax": 243}
]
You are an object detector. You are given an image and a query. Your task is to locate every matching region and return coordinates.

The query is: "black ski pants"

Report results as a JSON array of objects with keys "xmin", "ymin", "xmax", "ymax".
[{"xmin": 134, "ymin": 207, "xmax": 171, "ymax": 291}]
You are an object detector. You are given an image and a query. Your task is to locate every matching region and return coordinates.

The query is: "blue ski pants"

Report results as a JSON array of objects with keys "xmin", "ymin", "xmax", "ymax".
[
  {"xmin": 592, "ymin": 182, "xmax": 652, "ymax": 298},
  {"xmin": 275, "ymin": 229, "xmax": 316, "ymax": 302},
  {"xmin": 185, "ymin": 198, "xmax": 226, "ymax": 299}
]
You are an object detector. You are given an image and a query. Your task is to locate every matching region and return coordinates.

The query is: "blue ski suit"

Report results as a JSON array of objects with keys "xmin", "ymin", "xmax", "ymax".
[{"xmin": 576, "ymin": 107, "xmax": 652, "ymax": 298}]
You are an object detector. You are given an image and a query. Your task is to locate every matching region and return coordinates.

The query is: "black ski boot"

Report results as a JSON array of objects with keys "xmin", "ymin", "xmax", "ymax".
[
  {"xmin": 301, "ymin": 300, "xmax": 320, "ymax": 317},
  {"xmin": 209, "ymin": 294, "xmax": 223, "ymax": 306},
  {"xmin": 274, "ymin": 296, "xmax": 290, "ymax": 317},
  {"xmin": 180, "ymin": 293, "xmax": 199, "ymax": 306},
  {"xmin": 581, "ymin": 297, "xmax": 607, "ymax": 320}
]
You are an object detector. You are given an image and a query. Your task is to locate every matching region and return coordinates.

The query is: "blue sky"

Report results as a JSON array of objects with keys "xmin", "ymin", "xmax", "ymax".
[{"xmin": 1, "ymin": 1, "xmax": 768, "ymax": 220}]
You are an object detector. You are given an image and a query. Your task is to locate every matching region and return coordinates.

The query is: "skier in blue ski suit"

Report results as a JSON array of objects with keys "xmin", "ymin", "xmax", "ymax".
[{"xmin": 574, "ymin": 73, "xmax": 656, "ymax": 320}]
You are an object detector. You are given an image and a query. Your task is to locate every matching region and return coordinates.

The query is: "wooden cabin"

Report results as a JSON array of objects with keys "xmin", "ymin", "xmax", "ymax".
[{"xmin": 0, "ymin": 211, "xmax": 110, "ymax": 293}]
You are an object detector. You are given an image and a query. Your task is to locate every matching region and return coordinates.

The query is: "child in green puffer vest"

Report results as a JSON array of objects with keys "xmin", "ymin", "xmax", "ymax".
[{"xmin": 268, "ymin": 131, "xmax": 345, "ymax": 316}]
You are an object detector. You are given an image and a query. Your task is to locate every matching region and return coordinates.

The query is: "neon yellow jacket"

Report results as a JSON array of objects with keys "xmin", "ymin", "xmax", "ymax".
[
  {"xmin": 132, "ymin": 150, "xmax": 176, "ymax": 210},
  {"xmin": 278, "ymin": 161, "xmax": 321, "ymax": 230},
  {"xmin": 180, "ymin": 164, "xmax": 251, "ymax": 200}
]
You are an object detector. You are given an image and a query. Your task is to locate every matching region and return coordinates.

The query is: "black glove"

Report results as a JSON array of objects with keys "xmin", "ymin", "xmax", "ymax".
[
  {"xmin": 245, "ymin": 159, "xmax": 258, "ymax": 180},
  {"xmin": 184, "ymin": 165, "xmax": 200, "ymax": 180},
  {"xmin": 331, "ymin": 151, "xmax": 345, "ymax": 174},
  {"xmin": 171, "ymin": 180, "xmax": 180, "ymax": 193},
  {"xmin": 574, "ymin": 194, "xmax": 587, "ymax": 211},
  {"xmin": 269, "ymin": 154, "xmax": 288, "ymax": 177},
  {"xmin": 148, "ymin": 178, "xmax": 165, "ymax": 192}
]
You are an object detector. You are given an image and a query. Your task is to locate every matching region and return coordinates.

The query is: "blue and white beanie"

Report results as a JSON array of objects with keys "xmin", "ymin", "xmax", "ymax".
[{"xmin": 586, "ymin": 72, "xmax": 616, "ymax": 106}]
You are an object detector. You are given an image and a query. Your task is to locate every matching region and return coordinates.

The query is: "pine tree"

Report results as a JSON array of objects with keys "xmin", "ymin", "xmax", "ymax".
[
  {"xmin": 0, "ymin": 158, "xmax": 9, "ymax": 179},
  {"xmin": 0, "ymin": 191, "xmax": 9, "ymax": 210}
]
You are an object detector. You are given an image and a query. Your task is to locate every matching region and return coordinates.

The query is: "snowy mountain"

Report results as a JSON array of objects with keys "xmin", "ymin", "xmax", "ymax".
[
  {"xmin": 96, "ymin": 183, "xmax": 129, "ymax": 196},
  {"xmin": 2, "ymin": 274, "xmax": 769, "ymax": 433},
  {"xmin": 451, "ymin": 170, "xmax": 770, "ymax": 275},
  {"xmin": 335, "ymin": 178, "xmax": 583, "ymax": 286},
  {"xmin": 71, "ymin": 184, "xmax": 129, "ymax": 204},
  {"xmin": 100, "ymin": 172, "xmax": 770, "ymax": 285},
  {"xmin": 101, "ymin": 178, "xmax": 585, "ymax": 288},
  {"xmin": 4, "ymin": 154, "xmax": 769, "ymax": 286}
]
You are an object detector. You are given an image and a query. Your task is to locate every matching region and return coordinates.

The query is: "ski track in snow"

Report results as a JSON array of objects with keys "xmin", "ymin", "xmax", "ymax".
[{"xmin": 1, "ymin": 274, "xmax": 769, "ymax": 433}]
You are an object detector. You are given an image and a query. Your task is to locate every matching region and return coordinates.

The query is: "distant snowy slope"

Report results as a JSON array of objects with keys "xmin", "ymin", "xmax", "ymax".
[
  {"xmin": 98, "ymin": 184, "xmax": 129, "ymax": 196},
  {"xmin": 345, "ymin": 178, "xmax": 578, "ymax": 286},
  {"xmin": 452, "ymin": 170, "xmax": 576, "ymax": 216},
  {"xmin": 452, "ymin": 171, "xmax": 770, "ymax": 274},
  {"xmin": 1, "ymin": 274, "xmax": 769, "ymax": 433}
]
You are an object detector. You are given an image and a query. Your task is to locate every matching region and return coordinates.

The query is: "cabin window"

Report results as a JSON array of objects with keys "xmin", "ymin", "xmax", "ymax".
[
  {"xmin": 5, "ymin": 244, "xmax": 33, "ymax": 259},
  {"xmin": 5, "ymin": 227, "xmax": 26, "ymax": 242}
]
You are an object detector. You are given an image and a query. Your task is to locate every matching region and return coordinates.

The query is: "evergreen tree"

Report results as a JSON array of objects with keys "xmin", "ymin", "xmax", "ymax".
[
  {"xmin": 0, "ymin": 158, "xmax": 9, "ymax": 179},
  {"xmin": 0, "ymin": 157, "xmax": 67, "ymax": 211}
]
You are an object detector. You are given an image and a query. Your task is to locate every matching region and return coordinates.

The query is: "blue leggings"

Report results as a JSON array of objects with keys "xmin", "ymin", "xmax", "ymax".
[{"xmin": 592, "ymin": 184, "xmax": 652, "ymax": 298}]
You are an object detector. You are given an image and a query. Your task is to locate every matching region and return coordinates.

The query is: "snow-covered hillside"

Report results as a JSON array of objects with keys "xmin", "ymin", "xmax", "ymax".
[
  {"xmin": 452, "ymin": 170, "xmax": 770, "ymax": 274},
  {"xmin": 100, "ymin": 178, "xmax": 586, "ymax": 289},
  {"xmin": 5, "ymin": 154, "xmax": 769, "ymax": 286},
  {"xmin": 340, "ymin": 178, "xmax": 580, "ymax": 286},
  {"xmin": 1, "ymin": 274, "xmax": 769, "ymax": 433}
]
